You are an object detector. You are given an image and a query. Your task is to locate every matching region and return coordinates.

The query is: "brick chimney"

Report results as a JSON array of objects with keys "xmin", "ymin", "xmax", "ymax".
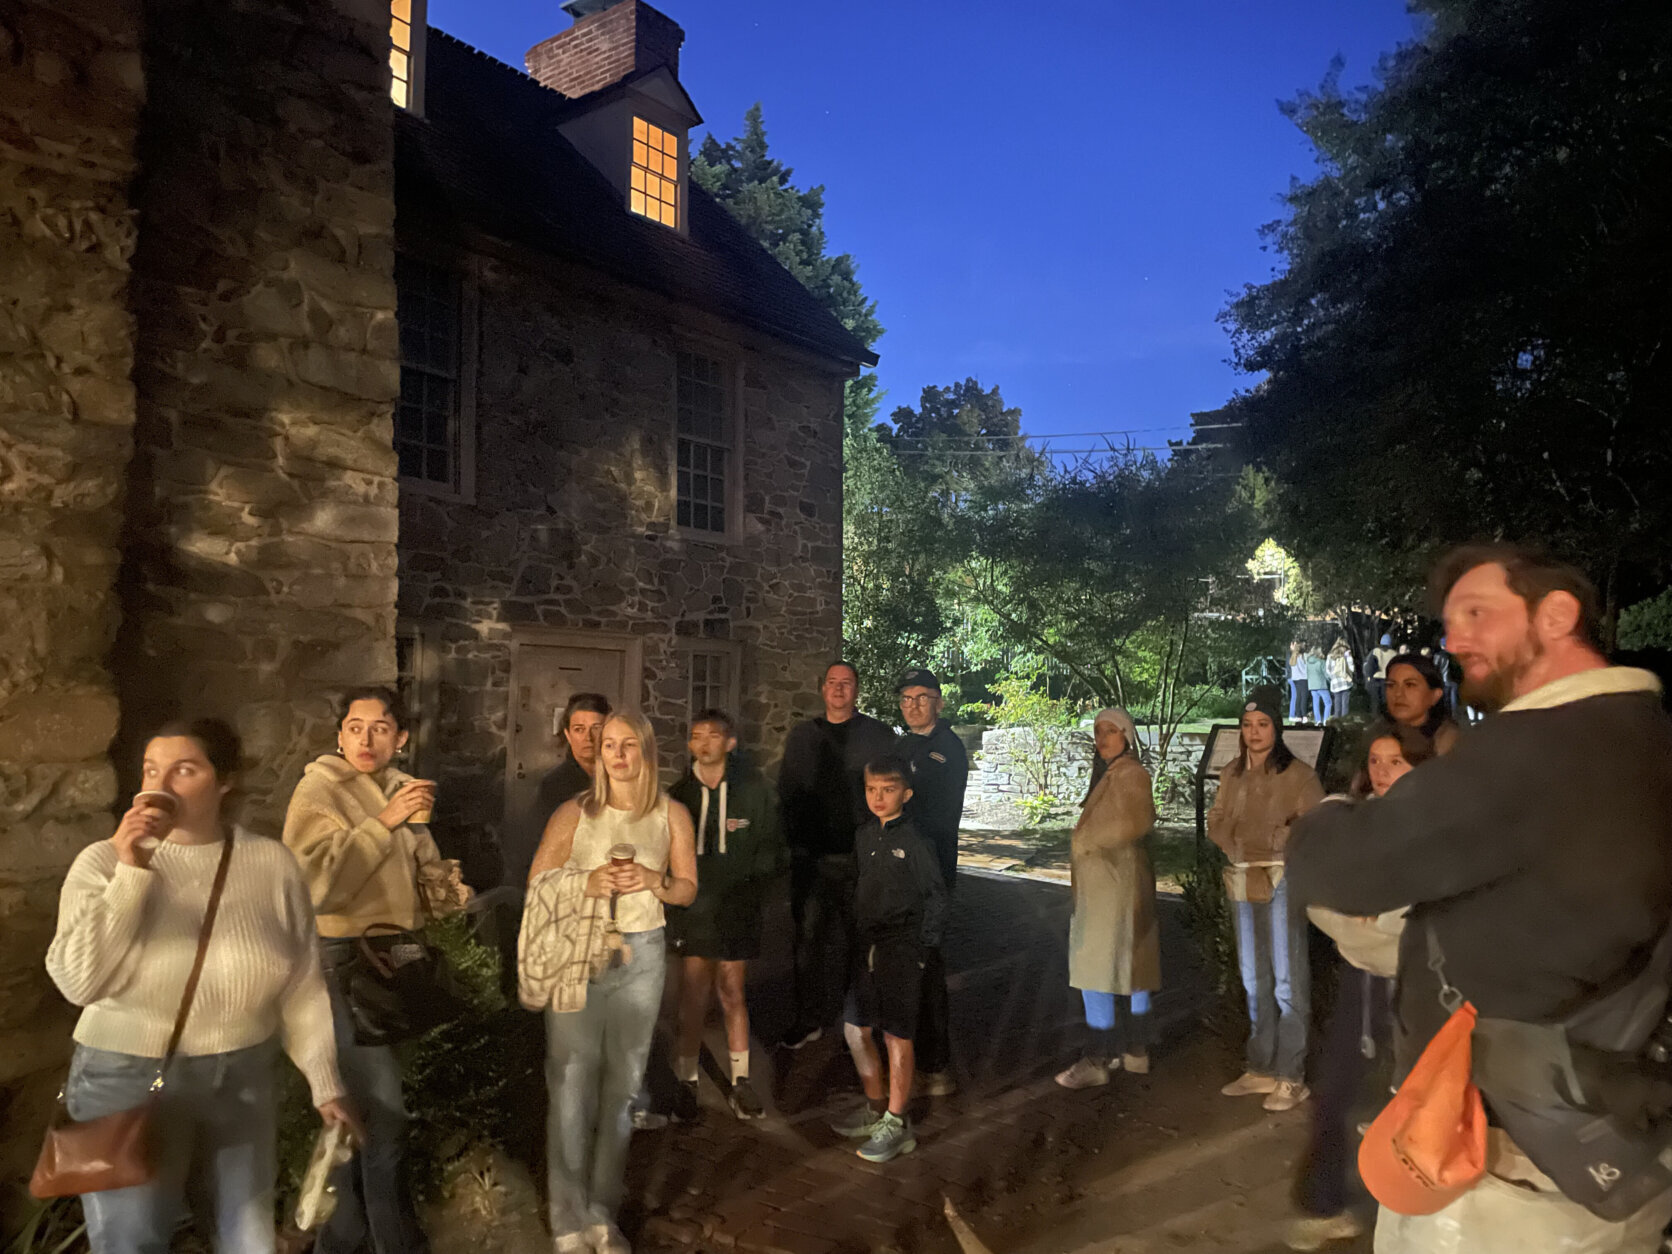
[{"xmin": 526, "ymin": 0, "xmax": 686, "ymax": 99}]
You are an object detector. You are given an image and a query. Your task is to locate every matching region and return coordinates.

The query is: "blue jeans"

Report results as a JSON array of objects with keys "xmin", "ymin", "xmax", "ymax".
[
  {"xmin": 1081, "ymin": 989, "xmax": 1152, "ymax": 1055},
  {"xmin": 545, "ymin": 928, "xmax": 665, "ymax": 1239},
  {"xmin": 1288, "ymin": 680, "xmax": 1307, "ymax": 720},
  {"xmin": 1233, "ymin": 876, "xmax": 1310, "ymax": 1081},
  {"xmin": 66, "ymin": 1041, "xmax": 278, "ymax": 1254},
  {"xmin": 316, "ymin": 942, "xmax": 429, "ymax": 1254},
  {"xmin": 1309, "ymin": 688, "xmax": 1329, "ymax": 722}
]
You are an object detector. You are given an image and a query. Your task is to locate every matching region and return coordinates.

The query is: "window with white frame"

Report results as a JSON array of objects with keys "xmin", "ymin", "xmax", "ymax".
[
  {"xmin": 395, "ymin": 254, "xmax": 475, "ymax": 497},
  {"xmin": 389, "ymin": 0, "xmax": 427, "ymax": 113},
  {"xmin": 676, "ymin": 350, "xmax": 730, "ymax": 534},
  {"xmin": 684, "ymin": 640, "xmax": 742, "ymax": 721}
]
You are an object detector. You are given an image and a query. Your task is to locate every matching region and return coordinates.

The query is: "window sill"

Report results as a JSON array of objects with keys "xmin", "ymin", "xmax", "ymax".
[{"xmin": 400, "ymin": 476, "xmax": 476, "ymax": 506}]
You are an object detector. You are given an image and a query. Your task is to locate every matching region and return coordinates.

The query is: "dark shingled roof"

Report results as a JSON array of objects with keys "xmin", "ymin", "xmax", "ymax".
[{"xmin": 397, "ymin": 31, "xmax": 876, "ymax": 371}]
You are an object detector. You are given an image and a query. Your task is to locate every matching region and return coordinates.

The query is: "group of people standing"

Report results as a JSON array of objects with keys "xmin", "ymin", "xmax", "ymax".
[{"xmin": 1287, "ymin": 636, "xmax": 1462, "ymax": 725}]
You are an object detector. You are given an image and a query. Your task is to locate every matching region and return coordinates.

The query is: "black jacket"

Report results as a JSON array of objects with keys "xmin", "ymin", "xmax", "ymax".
[
  {"xmin": 1287, "ymin": 676, "xmax": 1672, "ymax": 1076},
  {"xmin": 903, "ymin": 720, "xmax": 969, "ymax": 887},
  {"xmin": 854, "ymin": 814, "xmax": 947, "ymax": 948},
  {"xmin": 665, "ymin": 758, "xmax": 784, "ymax": 948},
  {"xmin": 778, "ymin": 713, "xmax": 897, "ymax": 858}
]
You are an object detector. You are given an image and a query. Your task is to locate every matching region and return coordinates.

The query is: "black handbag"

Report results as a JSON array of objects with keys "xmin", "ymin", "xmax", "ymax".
[
  {"xmin": 339, "ymin": 923, "xmax": 469, "ymax": 1047},
  {"xmin": 1472, "ymin": 922, "xmax": 1672, "ymax": 1221}
]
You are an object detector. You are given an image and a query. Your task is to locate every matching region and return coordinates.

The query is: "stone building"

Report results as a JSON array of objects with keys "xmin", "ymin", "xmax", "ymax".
[
  {"xmin": 394, "ymin": 7, "xmax": 871, "ymax": 886},
  {"xmin": 0, "ymin": 0, "xmax": 867, "ymax": 1218}
]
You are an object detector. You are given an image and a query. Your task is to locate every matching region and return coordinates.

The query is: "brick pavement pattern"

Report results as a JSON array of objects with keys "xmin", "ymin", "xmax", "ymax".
[{"xmin": 623, "ymin": 872, "xmax": 1210, "ymax": 1254}]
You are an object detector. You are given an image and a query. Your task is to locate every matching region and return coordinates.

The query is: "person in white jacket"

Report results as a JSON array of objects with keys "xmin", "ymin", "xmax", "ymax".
[
  {"xmin": 47, "ymin": 717, "xmax": 354, "ymax": 1254},
  {"xmin": 1326, "ymin": 640, "xmax": 1356, "ymax": 719}
]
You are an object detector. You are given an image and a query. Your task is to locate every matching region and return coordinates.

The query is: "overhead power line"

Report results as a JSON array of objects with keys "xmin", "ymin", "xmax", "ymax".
[{"xmin": 883, "ymin": 423, "xmax": 1243, "ymax": 445}]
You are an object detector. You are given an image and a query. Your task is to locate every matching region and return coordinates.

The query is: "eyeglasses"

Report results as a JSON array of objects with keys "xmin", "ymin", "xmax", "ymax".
[{"xmin": 899, "ymin": 694, "xmax": 939, "ymax": 706}]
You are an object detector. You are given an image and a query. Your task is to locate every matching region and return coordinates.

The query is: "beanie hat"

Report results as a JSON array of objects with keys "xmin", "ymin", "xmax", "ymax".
[
  {"xmin": 1380, "ymin": 633, "xmax": 1393, "ymax": 647},
  {"xmin": 1243, "ymin": 684, "xmax": 1285, "ymax": 730}
]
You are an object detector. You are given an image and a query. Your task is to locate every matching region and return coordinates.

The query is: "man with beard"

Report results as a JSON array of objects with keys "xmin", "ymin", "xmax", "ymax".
[{"xmin": 1287, "ymin": 544, "xmax": 1672, "ymax": 1252}]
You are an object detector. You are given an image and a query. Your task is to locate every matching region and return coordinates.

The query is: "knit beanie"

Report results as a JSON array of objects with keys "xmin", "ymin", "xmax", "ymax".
[{"xmin": 1243, "ymin": 684, "xmax": 1285, "ymax": 731}]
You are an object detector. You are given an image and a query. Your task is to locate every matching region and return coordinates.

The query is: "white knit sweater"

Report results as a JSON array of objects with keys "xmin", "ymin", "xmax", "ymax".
[{"xmin": 46, "ymin": 828, "xmax": 343, "ymax": 1105}]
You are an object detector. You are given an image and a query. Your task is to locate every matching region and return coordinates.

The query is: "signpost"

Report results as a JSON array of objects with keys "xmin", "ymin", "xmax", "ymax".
[{"xmin": 1193, "ymin": 722, "xmax": 1335, "ymax": 853}]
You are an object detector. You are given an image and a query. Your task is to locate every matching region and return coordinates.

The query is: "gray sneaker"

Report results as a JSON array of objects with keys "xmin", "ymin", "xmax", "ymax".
[
  {"xmin": 856, "ymin": 1111, "xmax": 916, "ymax": 1163},
  {"xmin": 830, "ymin": 1101, "xmax": 885, "ymax": 1139}
]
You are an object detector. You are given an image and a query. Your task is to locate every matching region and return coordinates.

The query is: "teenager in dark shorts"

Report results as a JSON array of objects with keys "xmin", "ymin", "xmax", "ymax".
[
  {"xmin": 666, "ymin": 710, "xmax": 785, "ymax": 1121},
  {"xmin": 829, "ymin": 756, "xmax": 947, "ymax": 1163}
]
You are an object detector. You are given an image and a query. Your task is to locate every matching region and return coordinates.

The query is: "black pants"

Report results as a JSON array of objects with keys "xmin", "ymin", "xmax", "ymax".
[
  {"xmin": 916, "ymin": 947, "xmax": 951, "ymax": 1072},
  {"xmin": 791, "ymin": 853, "xmax": 858, "ymax": 1031},
  {"xmin": 1295, "ymin": 961, "xmax": 1394, "ymax": 1217}
]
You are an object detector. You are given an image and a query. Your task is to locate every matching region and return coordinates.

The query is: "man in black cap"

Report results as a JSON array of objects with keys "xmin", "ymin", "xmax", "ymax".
[{"xmin": 897, "ymin": 668, "xmax": 969, "ymax": 1096}]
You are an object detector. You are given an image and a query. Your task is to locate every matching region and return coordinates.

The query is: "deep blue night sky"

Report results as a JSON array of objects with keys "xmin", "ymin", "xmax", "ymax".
[{"xmin": 430, "ymin": 0, "xmax": 1418, "ymax": 445}]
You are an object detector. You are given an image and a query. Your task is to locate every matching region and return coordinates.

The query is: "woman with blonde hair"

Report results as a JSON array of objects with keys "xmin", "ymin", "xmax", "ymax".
[
  {"xmin": 1056, "ymin": 708, "xmax": 1162, "ymax": 1089},
  {"xmin": 521, "ymin": 711, "xmax": 698, "ymax": 1254}
]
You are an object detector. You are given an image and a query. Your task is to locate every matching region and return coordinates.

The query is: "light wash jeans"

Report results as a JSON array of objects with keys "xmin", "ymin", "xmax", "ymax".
[
  {"xmin": 545, "ymin": 927, "xmax": 665, "ymax": 1239},
  {"xmin": 66, "ymin": 1041, "xmax": 278, "ymax": 1254},
  {"xmin": 316, "ymin": 942, "xmax": 430, "ymax": 1254},
  {"xmin": 1310, "ymin": 688, "xmax": 1329, "ymax": 722},
  {"xmin": 1080, "ymin": 988, "xmax": 1153, "ymax": 1055},
  {"xmin": 1233, "ymin": 875, "xmax": 1310, "ymax": 1081}
]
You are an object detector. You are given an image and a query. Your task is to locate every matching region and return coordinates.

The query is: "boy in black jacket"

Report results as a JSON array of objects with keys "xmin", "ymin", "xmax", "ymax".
[
  {"xmin": 831, "ymin": 755, "xmax": 947, "ymax": 1162},
  {"xmin": 666, "ymin": 710, "xmax": 784, "ymax": 1121}
]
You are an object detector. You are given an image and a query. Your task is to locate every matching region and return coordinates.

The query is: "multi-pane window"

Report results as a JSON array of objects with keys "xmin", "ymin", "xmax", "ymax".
[
  {"xmin": 395, "ymin": 255, "xmax": 461, "ymax": 489},
  {"xmin": 689, "ymin": 650, "xmax": 730, "ymax": 718},
  {"xmin": 676, "ymin": 351, "xmax": 729, "ymax": 533},
  {"xmin": 390, "ymin": 0, "xmax": 415, "ymax": 108},
  {"xmin": 630, "ymin": 117, "xmax": 680, "ymax": 229}
]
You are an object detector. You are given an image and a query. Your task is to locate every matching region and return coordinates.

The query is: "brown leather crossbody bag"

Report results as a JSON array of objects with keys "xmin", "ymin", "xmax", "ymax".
[{"xmin": 30, "ymin": 835, "xmax": 236, "ymax": 1198}]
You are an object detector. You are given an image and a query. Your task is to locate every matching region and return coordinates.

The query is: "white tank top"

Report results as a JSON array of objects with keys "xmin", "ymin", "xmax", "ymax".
[{"xmin": 570, "ymin": 797, "xmax": 671, "ymax": 933}]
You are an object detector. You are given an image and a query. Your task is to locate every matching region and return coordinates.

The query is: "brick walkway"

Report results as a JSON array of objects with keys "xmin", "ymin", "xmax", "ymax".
[{"xmin": 622, "ymin": 870, "xmax": 1218, "ymax": 1254}]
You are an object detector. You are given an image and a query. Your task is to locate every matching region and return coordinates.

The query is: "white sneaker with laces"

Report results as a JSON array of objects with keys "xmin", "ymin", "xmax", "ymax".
[
  {"xmin": 1284, "ymin": 1211, "xmax": 1364, "ymax": 1250},
  {"xmin": 1220, "ymin": 1070, "xmax": 1278, "ymax": 1097},
  {"xmin": 1263, "ymin": 1079, "xmax": 1311, "ymax": 1112},
  {"xmin": 1054, "ymin": 1057, "xmax": 1111, "ymax": 1090}
]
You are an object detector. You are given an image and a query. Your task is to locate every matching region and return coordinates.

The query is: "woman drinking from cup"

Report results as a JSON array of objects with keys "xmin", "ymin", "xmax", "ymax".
[
  {"xmin": 521, "ymin": 711, "xmax": 697, "ymax": 1254},
  {"xmin": 1207, "ymin": 687, "xmax": 1325, "ymax": 1113},
  {"xmin": 283, "ymin": 687, "xmax": 467, "ymax": 1254},
  {"xmin": 46, "ymin": 718, "xmax": 352, "ymax": 1254}
]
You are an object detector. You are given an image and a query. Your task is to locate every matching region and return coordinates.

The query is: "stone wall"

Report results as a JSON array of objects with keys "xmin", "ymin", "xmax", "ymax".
[
  {"xmin": 963, "ymin": 726, "xmax": 1209, "ymax": 829},
  {"xmin": 115, "ymin": 0, "xmax": 400, "ymax": 835},
  {"xmin": 0, "ymin": 0, "xmax": 143, "ymax": 1206},
  {"xmin": 398, "ymin": 251, "xmax": 846, "ymax": 881}
]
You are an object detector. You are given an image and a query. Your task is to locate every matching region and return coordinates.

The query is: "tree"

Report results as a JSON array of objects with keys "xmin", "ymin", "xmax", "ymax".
[
  {"xmin": 1221, "ymin": 0, "xmax": 1672, "ymax": 634},
  {"xmin": 693, "ymin": 104, "xmax": 883, "ymax": 427},
  {"xmin": 882, "ymin": 378, "xmax": 1043, "ymax": 502}
]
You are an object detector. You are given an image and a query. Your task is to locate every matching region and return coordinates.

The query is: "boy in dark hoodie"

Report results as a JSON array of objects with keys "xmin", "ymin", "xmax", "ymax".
[
  {"xmin": 666, "ymin": 709, "xmax": 785, "ymax": 1120},
  {"xmin": 830, "ymin": 755, "xmax": 947, "ymax": 1163}
]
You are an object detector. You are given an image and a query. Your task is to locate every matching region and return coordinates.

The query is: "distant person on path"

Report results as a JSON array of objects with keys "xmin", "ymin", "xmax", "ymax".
[
  {"xmin": 666, "ymin": 709, "xmax": 784, "ymax": 1122},
  {"xmin": 778, "ymin": 662, "xmax": 897, "ymax": 1049},
  {"xmin": 522, "ymin": 712, "xmax": 697, "ymax": 1254},
  {"xmin": 896, "ymin": 667, "xmax": 969, "ymax": 1097},
  {"xmin": 828, "ymin": 755, "xmax": 947, "ymax": 1163},
  {"xmin": 517, "ymin": 693, "xmax": 611, "ymax": 888},
  {"xmin": 1286, "ymin": 721, "xmax": 1435, "ymax": 1252},
  {"xmin": 1288, "ymin": 642, "xmax": 1310, "ymax": 720},
  {"xmin": 1208, "ymin": 687, "xmax": 1325, "ymax": 1112},
  {"xmin": 1371, "ymin": 634, "xmax": 1399, "ymax": 714},
  {"xmin": 1288, "ymin": 544, "xmax": 1672, "ymax": 1253},
  {"xmin": 1306, "ymin": 646, "xmax": 1329, "ymax": 722},
  {"xmin": 284, "ymin": 687, "xmax": 471, "ymax": 1254},
  {"xmin": 1055, "ymin": 708, "xmax": 1161, "ymax": 1091},
  {"xmin": 1326, "ymin": 639, "xmax": 1355, "ymax": 719},
  {"xmin": 49, "ymin": 718, "xmax": 353, "ymax": 1254},
  {"xmin": 1382, "ymin": 652, "xmax": 1460, "ymax": 754}
]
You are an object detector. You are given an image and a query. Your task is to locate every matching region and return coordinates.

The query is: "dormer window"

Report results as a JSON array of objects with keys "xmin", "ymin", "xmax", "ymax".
[
  {"xmin": 630, "ymin": 117, "xmax": 681, "ymax": 229},
  {"xmin": 390, "ymin": 0, "xmax": 427, "ymax": 113}
]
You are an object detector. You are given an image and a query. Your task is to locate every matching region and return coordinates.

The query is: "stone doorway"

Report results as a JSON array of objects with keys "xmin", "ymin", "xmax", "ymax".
[{"xmin": 503, "ymin": 630, "xmax": 643, "ymax": 878}]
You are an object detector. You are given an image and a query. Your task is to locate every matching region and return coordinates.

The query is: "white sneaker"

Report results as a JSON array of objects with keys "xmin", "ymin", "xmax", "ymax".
[
  {"xmin": 1284, "ymin": 1211, "xmax": 1364, "ymax": 1250},
  {"xmin": 583, "ymin": 1223, "xmax": 630, "ymax": 1254},
  {"xmin": 1263, "ymin": 1080, "xmax": 1311, "ymax": 1112},
  {"xmin": 1054, "ymin": 1057, "xmax": 1111, "ymax": 1090},
  {"xmin": 1220, "ymin": 1070, "xmax": 1278, "ymax": 1097},
  {"xmin": 1121, "ymin": 1052, "xmax": 1150, "ymax": 1075}
]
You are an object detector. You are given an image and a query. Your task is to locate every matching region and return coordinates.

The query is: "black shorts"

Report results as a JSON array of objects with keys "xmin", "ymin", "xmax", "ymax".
[{"xmin": 843, "ymin": 934, "xmax": 926, "ymax": 1040}]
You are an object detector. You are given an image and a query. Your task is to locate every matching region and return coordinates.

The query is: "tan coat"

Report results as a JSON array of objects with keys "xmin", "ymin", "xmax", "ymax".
[
  {"xmin": 1206, "ymin": 756, "xmax": 1325, "ymax": 865},
  {"xmin": 282, "ymin": 753, "xmax": 445, "ymax": 938},
  {"xmin": 1068, "ymin": 754, "xmax": 1161, "ymax": 994}
]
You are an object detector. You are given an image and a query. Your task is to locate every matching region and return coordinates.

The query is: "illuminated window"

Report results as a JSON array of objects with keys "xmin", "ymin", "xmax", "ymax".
[
  {"xmin": 630, "ymin": 117, "xmax": 681, "ymax": 229},
  {"xmin": 389, "ymin": 0, "xmax": 425, "ymax": 111},
  {"xmin": 676, "ymin": 351, "xmax": 730, "ymax": 533}
]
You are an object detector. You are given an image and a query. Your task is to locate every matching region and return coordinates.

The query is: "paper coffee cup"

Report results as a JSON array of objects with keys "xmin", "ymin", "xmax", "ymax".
[
  {"xmin": 410, "ymin": 809, "xmax": 431, "ymax": 825},
  {"xmin": 609, "ymin": 843, "xmax": 637, "ymax": 867},
  {"xmin": 133, "ymin": 790, "xmax": 178, "ymax": 844}
]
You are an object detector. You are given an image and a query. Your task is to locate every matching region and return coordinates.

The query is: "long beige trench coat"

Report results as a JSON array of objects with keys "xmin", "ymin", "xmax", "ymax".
[{"xmin": 1067, "ymin": 754, "xmax": 1161, "ymax": 994}]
